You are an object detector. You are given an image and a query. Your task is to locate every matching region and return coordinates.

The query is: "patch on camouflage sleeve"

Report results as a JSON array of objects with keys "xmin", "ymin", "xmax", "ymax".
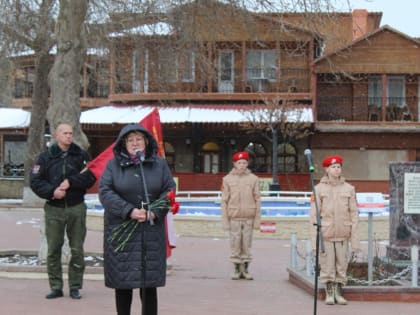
[{"xmin": 32, "ymin": 165, "xmax": 40, "ymax": 174}]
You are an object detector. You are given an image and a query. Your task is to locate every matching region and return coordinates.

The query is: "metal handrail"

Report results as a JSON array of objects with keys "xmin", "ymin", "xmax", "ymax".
[
  {"xmin": 175, "ymin": 190, "xmax": 314, "ymax": 199},
  {"xmin": 0, "ymin": 162, "xmax": 24, "ymax": 178}
]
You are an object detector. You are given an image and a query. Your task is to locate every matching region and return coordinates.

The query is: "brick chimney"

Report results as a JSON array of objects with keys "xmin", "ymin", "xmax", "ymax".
[{"xmin": 352, "ymin": 9, "xmax": 368, "ymax": 40}]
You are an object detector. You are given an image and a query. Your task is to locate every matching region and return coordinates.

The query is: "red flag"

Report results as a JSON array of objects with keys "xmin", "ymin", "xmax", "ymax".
[
  {"xmin": 87, "ymin": 108, "xmax": 163, "ymax": 179},
  {"xmin": 140, "ymin": 107, "xmax": 165, "ymax": 158},
  {"xmin": 87, "ymin": 145, "xmax": 115, "ymax": 181},
  {"xmin": 87, "ymin": 108, "xmax": 175, "ymax": 257}
]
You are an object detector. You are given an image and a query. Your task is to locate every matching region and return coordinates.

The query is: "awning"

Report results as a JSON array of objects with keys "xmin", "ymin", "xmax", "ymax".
[
  {"xmin": 0, "ymin": 104, "xmax": 314, "ymax": 129},
  {"xmin": 80, "ymin": 105, "xmax": 313, "ymax": 124},
  {"xmin": 0, "ymin": 108, "xmax": 31, "ymax": 128}
]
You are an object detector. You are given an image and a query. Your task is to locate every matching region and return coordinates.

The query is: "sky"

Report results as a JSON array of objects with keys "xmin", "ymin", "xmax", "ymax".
[{"xmin": 349, "ymin": 0, "xmax": 420, "ymax": 37}]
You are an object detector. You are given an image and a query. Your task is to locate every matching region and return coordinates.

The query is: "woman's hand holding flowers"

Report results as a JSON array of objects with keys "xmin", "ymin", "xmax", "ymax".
[
  {"xmin": 130, "ymin": 207, "xmax": 147, "ymax": 222},
  {"xmin": 109, "ymin": 189, "xmax": 179, "ymax": 252},
  {"xmin": 130, "ymin": 208, "xmax": 156, "ymax": 222}
]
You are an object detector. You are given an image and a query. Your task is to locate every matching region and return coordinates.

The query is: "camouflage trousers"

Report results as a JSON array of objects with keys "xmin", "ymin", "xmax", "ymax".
[{"xmin": 44, "ymin": 202, "xmax": 87, "ymax": 290}]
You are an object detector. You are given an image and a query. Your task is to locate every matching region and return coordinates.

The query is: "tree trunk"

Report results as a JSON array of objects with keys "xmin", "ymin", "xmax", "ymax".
[
  {"xmin": 47, "ymin": 0, "xmax": 89, "ymax": 149},
  {"xmin": 42, "ymin": 0, "xmax": 88, "ymax": 262},
  {"xmin": 21, "ymin": 0, "xmax": 55, "ymax": 205},
  {"xmin": 0, "ymin": 56, "xmax": 13, "ymax": 106},
  {"xmin": 24, "ymin": 54, "xmax": 52, "ymax": 186},
  {"xmin": 22, "ymin": 53, "xmax": 54, "ymax": 206}
]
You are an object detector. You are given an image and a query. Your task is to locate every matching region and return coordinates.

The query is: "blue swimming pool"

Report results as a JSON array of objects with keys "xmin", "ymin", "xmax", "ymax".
[
  {"xmin": 85, "ymin": 195, "xmax": 388, "ymax": 217},
  {"xmin": 177, "ymin": 200, "xmax": 311, "ymax": 216},
  {"xmin": 86, "ymin": 196, "xmax": 311, "ymax": 216}
]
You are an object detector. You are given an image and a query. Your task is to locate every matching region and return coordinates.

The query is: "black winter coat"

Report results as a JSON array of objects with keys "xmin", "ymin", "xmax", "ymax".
[
  {"xmin": 99, "ymin": 123, "xmax": 176, "ymax": 289},
  {"xmin": 30, "ymin": 142, "xmax": 96, "ymax": 207}
]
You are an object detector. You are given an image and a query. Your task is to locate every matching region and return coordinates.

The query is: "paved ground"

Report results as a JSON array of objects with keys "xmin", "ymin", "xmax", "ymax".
[{"xmin": 0, "ymin": 208, "xmax": 419, "ymax": 315}]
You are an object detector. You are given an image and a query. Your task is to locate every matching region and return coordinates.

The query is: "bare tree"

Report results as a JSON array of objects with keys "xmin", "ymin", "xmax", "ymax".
[
  {"xmin": 0, "ymin": 0, "xmax": 56, "ymax": 204},
  {"xmin": 0, "ymin": 0, "xmax": 350, "ymax": 182},
  {"xmin": 47, "ymin": 0, "xmax": 89, "ymax": 147},
  {"xmin": 241, "ymin": 97, "xmax": 313, "ymax": 189}
]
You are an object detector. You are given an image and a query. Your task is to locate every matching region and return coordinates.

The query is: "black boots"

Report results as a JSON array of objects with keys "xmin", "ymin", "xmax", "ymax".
[
  {"xmin": 46, "ymin": 289, "xmax": 81, "ymax": 299},
  {"xmin": 45, "ymin": 289, "xmax": 63, "ymax": 299},
  {"xmin": 70, "ymin": 289, "xmax": 82, "ymax": 299}
]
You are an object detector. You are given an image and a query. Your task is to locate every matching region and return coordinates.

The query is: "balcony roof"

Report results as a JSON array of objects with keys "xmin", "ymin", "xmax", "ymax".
[
  {"xmin": 80, "ymin": 104, "xmax": 313, "ymax": 125},
  {"xmin": 0, "ymin": 108, "xmax": 30, "ymax": 128},
  {"xmin": 0, "ymin": 104, "xmax": 313, "ymax": 129}
]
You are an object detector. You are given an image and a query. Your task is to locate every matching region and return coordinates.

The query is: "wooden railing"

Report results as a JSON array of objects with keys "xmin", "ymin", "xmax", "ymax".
[{"xmin": 317, "ymin": 96, "xmax": 418, "ymax": 122}]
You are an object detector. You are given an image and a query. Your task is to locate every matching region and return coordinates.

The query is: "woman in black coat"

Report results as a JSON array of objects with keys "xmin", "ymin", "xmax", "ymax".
[{"xmin": 99, "ymin": 123, "xmax": 176, "ymax": 315}]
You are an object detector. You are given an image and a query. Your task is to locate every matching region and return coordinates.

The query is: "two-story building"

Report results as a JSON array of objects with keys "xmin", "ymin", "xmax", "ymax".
[{"xmin": 1, "ymin": 1, "xmax": 419, "ymax": 194}]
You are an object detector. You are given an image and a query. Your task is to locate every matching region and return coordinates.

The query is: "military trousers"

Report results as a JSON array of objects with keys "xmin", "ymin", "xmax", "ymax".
[
  {"xmin": 319, "ymin": 240, "xmax": 349, "ymax": 284},
  {"xmin": 229, "ymin": 219, "xmax": 254, "ymax": 264},
  {"xmin": 44, "ymin": 202, "xmax": 87, "ymax": 290}
]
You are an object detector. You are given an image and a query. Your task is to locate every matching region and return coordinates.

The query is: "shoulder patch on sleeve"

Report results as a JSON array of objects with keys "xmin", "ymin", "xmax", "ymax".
[{"xmin": 32, "ymin": 165, "xmax": 40, "ymax": 174}]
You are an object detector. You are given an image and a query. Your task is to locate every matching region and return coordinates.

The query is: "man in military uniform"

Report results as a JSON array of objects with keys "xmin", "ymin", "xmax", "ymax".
[{"xmin": 30, "ymin": 123, "xmax": 96, "ymax": 299}]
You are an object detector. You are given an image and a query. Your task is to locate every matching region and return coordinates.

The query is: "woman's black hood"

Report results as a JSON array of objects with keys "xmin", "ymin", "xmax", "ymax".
[{"xmin": 113, "ymin": 123, "xmax": 158, "ymax": 161}]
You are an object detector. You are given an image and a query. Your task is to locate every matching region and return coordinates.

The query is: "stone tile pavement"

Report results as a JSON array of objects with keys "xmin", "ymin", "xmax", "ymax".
[{"xmin": 0, "ymin": 208, "xmax": 418, "ymax": 315}]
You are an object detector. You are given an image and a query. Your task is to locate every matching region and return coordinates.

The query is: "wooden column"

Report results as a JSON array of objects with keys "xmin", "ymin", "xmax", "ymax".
[
  {"xmin": 207, "ymin": 42, "xmax": 212, "ymax": 93},
  {"xmin": 310, "ymin": 63, "xmax": 317, "ymax": 122},
  {"xmin": 276, "ymin": 40, "xmax": 280, "ymax": 92},
  {"xmin": 242, "ymin": 40, "xmax": 246, "ymax": 92},
  {"xmin": 109, "ymin": 47, "xmax": 115, "ymax": 95},
  {"xmin": 381, "ymin": 74, "xmax": 387, "ymax": 121}
]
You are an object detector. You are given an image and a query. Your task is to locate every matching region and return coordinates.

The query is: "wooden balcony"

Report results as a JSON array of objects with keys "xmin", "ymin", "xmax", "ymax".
[
  {"xmin": 109, "ymin": 92, "xmax": 313, "ymax": 104},
  {"xmin": 316, "ymin": 96, "xmax": 419, "ymax": 123},
  {"xmin": 11, "ymin": 66, "xmax": 312, "ymax": 107},
  {"xmin": 12, "ymin": 97, "xmax": 109, "ymax": 110}
]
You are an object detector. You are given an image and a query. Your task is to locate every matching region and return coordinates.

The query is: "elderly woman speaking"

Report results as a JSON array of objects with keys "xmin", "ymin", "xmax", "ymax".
[{"xmin": 99, "ymin": 123, "xmax": 176, "ymax": 315}]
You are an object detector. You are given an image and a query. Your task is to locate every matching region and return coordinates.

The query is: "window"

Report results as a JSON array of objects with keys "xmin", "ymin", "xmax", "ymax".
[
  {"xmin": 220, "ymin": 51, "xmax": 233, "ymax": 81},
  {"xmin": 86, "ymin": 58, "xmax": 109, "ymax": 97},
  {"xmin": 368, "ymin": 76, "xmax": 381, "ymax": 107},
  {"xmin": 2, "ymin": 135, "xmax": 26, "ymax": 177},
  {"xmin": 368, "ymin": 75, "xmax": 406, "ymax": 107},
  {"xmin": 14, "ymin": 67, "xmax": 35, "ymax": 98},
  {"xmin": 246, "ymin": 50, "xmax": 276, "ymax": 81},
  {"xmin": 278, "ymin": 143, "xmax": 297, "ymax": 173},
  {"xmin": 132, "ymin": 50, "xmax": 141, "ymax": 92},
  {"xmin": 202, "ymin": 142, "xmax": 220, "ymax": 174},
  {"xmin": 180, "ymin": 51, "xmax": 195, "ymax": 82},
  {"xmin": 157, "ymin": 50, "xmax": 195, "ymax": 84},
  {"xmin": 164, "ymin": 142, "xmax": 175, "ymax": 171},
  {"xmin": 218, "ymin": 50, "xmax": 234, "ymax": 93},
  {"xmin": 387, "ymin": 76, "xmax": 405, "ymax": 107}
]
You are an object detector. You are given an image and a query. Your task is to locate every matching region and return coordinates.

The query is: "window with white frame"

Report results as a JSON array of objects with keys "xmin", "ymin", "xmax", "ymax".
[
  {"xmin": 180, "ymin": 51, "xmax": 195, "ymax": 82},
  {"xmin": 387, "ymin": 76, "xmax": 405, "ymax": 107},
  {"xmin": 246, "ymin": 50, "xmax": 276, "ymax": 80},
  {"xmin": 368, "ymin": 76, "xmax": 381, "ymax": 107},
  {"xmin": 132, "ymin": 50, "xmax": 141, "ymax": 93},
  {"xmin": 368, "ymin": 75, "xmax": 406, "ymax": 107},
  {"xmin": 220, "ymin": 51, "xmax": 233, "ymax": 81}
]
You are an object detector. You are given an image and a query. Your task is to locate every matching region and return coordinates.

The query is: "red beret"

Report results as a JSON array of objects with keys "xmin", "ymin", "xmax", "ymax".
[
  {"xmin": 322, "ymin": 155, "xmax": 343, "ymax": 168},
  {"xmin": 232, "ymin": 151, "xmax": 249, "ymax": 162}
]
